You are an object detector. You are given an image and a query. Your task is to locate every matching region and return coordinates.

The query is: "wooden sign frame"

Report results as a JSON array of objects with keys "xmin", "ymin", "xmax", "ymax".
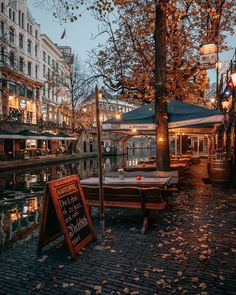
[{"xmin": 38, "ymin": 175, "xmax": 96, "ymax": 258}]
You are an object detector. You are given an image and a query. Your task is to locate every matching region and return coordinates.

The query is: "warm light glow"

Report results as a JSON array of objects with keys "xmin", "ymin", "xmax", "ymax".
[
  {"xmin": 211, "ymin": 98, "xmax": 215, "ymax": 103},
  {"xmin": 9, "ymin": 95, "xmax": 14, "ymax": 100},
  {"xmin": 177, "ymin": 132, "xmax": 180, "ymax": 135},
  {"xmin": 82, "ymin": 107, "xmax": 87, "ymax": 112},
  {"xmin": 158, "ymin": 137, "xmax": 163, "ymax": 142},
  {"xmin": 132, "ymin": 128, "xmax": 137, "ymax": 133},
  {"xmin": 231, "ymin": 72, "xmax": 236, "ymax": 86},
  {"xmin": 115, "ymin": 113, "xmax": 121, "ymax": 120},
  {"xmin": 182, "ymin": 133, "xmax": 185, "ymax": 135},
  {"xmin": 99, "ymin": 116, "xmax": 103, "ymax": 121},
  {"xmin": 222, "ymin": 99, "xmax": 230, "ymax": 110},
  {"xmin": 216, "ymin": 61, "xmax": 222, "ymax": 69},
  {"xmin": 98, "ymin": 92, "xmax": 103, "ymax": 99}
]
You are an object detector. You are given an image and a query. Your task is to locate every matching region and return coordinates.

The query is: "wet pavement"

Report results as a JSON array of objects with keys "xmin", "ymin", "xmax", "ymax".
[{"xmin": 0, "ymin": 159, "xmax": 236, "ymax": 294}]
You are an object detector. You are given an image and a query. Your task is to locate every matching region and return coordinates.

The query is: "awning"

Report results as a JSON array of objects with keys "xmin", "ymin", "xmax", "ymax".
[
  {"xmin": 0, "ymin": 129, "xmax": 25, "ymax": 139},
  {"xmin": 0, "ymin": 129, "xmax": 78, "ymax": 140},
  {"xmin": 103, "ymin": 100, "xmax": 223, "ymax": 132}
]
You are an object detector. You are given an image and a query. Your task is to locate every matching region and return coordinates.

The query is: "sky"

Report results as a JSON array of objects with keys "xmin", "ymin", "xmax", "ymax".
[
  {"xmin": 28, "ymin": 1, "xmax": 105, "ymax": 62},
  {"xmin": 28, "ymin": 1, "xmax": 236, "ymax": 85}
]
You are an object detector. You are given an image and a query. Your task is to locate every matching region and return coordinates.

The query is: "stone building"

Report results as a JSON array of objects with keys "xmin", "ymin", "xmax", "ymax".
[{"xmin": 0, "ymin": 0, "xmax": 75, "ymax": 159}]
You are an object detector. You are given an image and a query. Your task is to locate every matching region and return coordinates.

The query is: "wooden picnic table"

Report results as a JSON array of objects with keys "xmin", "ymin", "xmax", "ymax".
[
  {"xmin": 81, "ymin": 176, "xmax": 172, "ymax": 188},
  {"xmin": 124, "ymin": 162, "xmax": 188, "ymax": 172}
]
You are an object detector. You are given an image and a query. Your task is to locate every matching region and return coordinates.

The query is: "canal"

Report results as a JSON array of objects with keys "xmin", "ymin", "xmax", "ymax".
[{"xmin": 0, "ymin": 148, "xmax": 155, "ymax": 251}]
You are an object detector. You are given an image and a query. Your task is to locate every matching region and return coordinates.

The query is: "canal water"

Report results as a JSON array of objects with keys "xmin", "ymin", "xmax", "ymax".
[{"xmin": 0, "ymin": 148, "xmax": 155, "ymax": 251}]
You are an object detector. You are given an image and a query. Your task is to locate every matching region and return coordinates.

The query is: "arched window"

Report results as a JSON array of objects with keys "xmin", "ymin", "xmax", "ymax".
[
  {"xmin": 19, "ymin": 33, "xmax": 24, "ymax": 49},
  {"xmin": 21, "ymin": 13, "xmax": 24, "ymax": 28},
  {"xmin": 1, "ymin": 2, "xmax": 4, "ymax": 13},
  {"xmin": 9, "ymin": 51, "xmax": 14, "ymax": 67},
  {"xmin": 27, "ymin": 39, "xmax": 32, "ymax": 53},
  {"xmin": 9, "ymin": 27, "xmax": 14, "ymax": 43},
  {"xmin": 9, "ymin": 8, "xmax": 12, "ymax": 19},
  {"xmin": 0, "ymin": 21, "xmax": 4, "ymax": 36},
  {"xmin": 18, "ymin": 10, "xmax": 21, "ymax": 25},
  {"xmin": 0, "ymin": 47, "xmax": 5, "ymax": 62},
  {"xmin": 19, "ymin": 57, "xmax": 24, "ymax": 72},
  {"xmin": 27, "ymin": 61, "xmax": 32, "ymax": 76}
]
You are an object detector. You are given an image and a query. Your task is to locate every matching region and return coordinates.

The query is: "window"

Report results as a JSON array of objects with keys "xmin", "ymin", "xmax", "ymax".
[
  {"xmin": 52, "ymin": 59, "xmax": 55, "ymax": 68},
  {"xmin": 0, "ymin": 21, "xmax": 4, "ymax": 36},
  {"xmin": 0, "ymin": 47, "xmax": 4, "ymax": 62},
  {"xmin": 35, "ymin": 65, "xmax": 38, "ymax": 79},
  {"xmin": 19, "ymin": 34, "xmax": 24, "ymax": 49},
  {"xmin": 27, "ymin": 23, "xmax": 29, "ymax": 33},
  {"xmin": 55, "ymin": 62, "xmax": 58, "ymax": 71},
  {"xmin": 9, "ymin": 51, "xmax": 14, "ymax": 67},
  {"xmin": 27, "ymin": 88, "xmax": 33, "ymax": 99},
  {"xmin": 48, "ymin": 55, "xmax": 50, "ymax": 65},
  {"xmin": 47, "ymin": 68, "xmax": 50, "ymax": 79},
  {"xmin": 43, "ymin": 64, "xmax": 46, "ymax": 77},
  {"xmin": 19, "ymin": 85, "xmax": 25, "ymax": 96},
  {"xmin": 21, "ymin": 13, "xmax": 24, "ymax": 28},
  {"xmin": 12, "ymin": 11, "xmax": 15, "ymax": 22},
  {"xmin": 19, "ymin": 57, "xmax": 24, "ymax": 72},
  {"xmin": 35, "ymin": 29, "xmax": 38, "ymax": 39},
  {"xmin": 36, "ymin": 89, "xmax": 39, "ymax": 99},
  {"xmin": 1, "ymin": 2, "xmax": 4, "ymax": 13},
  {"xmin": 35, "ymin": 45, "xmax": 38, "ymax": 57},
  {"xmin": 18, "ymin": 10, "xmax": 21, "ymax": 26},
  {"xmin": 30, "ymin": 25, "xmax": 32, "ymax": 35},
  {"xmin": 43, "ymin": 84, "xmax": 46, "ymax": 96},
  {"xmin": 9, "ymin": 82, "xmax": 16, "ymax": 94},
  {"xmin": 9, "ymin": 8, "xmax": 11, "ymax": 19},
  {"xmin": 27, "ymin": 39, "xmax": 31, "ymax": 53},
  {"xmin": 48, "ymin": 86, "xmax": 51, "ymax": 99},
  {"xmin": 9, "ymin": 27, "xmax": 14, "ymax": 43},
  {"xmin": 27, "ymin": 61, "xmax": 32, "ymax": 76},
  {"xmin": 43, "ymin": 51, "xmax": 46, "ymax": 61}
]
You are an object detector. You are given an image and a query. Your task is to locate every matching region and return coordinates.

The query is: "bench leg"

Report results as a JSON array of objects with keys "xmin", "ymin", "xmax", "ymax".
[
  {"xmin": 141, "ymin": 210, "xmax": 150, "ymax": 235},
  {"xmin": 88, "ymin": 206, "xmax": 92, "ymax": 217}
]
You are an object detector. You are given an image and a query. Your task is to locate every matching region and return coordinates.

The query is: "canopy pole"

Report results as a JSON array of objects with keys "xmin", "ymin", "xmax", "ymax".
[{"xmin": 95, "ymin": 86, "xmax": 105, "ymax": 237}]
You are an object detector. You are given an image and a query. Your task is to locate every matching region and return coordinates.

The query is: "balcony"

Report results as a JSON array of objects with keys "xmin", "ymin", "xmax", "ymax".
[{"xmin": 37, "ymin": 118, "xmax": 72, "ymax": 133}]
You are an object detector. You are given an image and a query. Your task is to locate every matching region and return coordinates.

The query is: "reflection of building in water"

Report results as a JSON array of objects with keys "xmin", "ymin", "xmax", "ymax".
[
  {"xmin": 0, "ymin": 196, "xmax": 41, "ymax": 248},
  {"xmin": 0, "ymin": 213, "xmax": 6, "ymax": 246}
]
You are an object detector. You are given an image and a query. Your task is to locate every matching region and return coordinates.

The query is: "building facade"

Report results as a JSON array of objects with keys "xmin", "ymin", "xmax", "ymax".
[
  {"xmin": 77, "ymin": 89, "xmax": 138, "ymax": 155},
  {"xmin": 0, "ymin": 0, "xmax": 74, "ymax": 159}
]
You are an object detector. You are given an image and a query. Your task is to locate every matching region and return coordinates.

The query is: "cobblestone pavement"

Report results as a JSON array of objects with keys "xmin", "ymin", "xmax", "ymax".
[{"xmin": 0, "ymin": 160, "xmax": 236, "ymax": 295}]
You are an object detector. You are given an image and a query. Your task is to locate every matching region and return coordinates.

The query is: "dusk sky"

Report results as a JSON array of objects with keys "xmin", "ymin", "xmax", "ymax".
[{"xmin": 29, "ymin": 1, "xmax": 236, "ymax": 84}]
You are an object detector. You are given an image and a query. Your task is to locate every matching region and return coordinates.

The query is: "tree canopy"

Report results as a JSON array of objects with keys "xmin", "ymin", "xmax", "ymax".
[{"xmin": 37, "ymin": 0, "xmax": 236, "ymax": 103}]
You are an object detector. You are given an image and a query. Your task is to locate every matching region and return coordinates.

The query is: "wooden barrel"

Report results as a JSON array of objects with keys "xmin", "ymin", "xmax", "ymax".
[
  {"xmin": 209, "ymin": 159, "xmax": 232, "ymax": 186},
  {"xmin": 207, "ymin": 155, "xmax": 215, "ymax": 175}
]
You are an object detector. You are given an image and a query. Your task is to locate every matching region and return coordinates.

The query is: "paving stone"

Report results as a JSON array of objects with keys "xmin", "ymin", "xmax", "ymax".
[{"xmin": 0, "ymin": 160, "xmax": 236, "ymax": 294}]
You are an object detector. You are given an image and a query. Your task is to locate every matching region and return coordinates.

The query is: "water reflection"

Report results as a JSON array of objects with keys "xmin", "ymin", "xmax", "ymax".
[{"xmin": 0, "ymin": 148, "xmax": 155, "ymax": 250}]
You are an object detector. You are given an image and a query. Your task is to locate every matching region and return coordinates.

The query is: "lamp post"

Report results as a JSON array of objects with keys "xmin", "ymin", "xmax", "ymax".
[
  {"xmin": 221, "ymin": 98, "xmax": 230, "ymax": 153},
  {"xmin": 95, "ymin": 85, "xmax": 105, "ymax": 237},
  {"xmin": 230, "ymin": 70, "xmax": 236, "ymax": 186}
]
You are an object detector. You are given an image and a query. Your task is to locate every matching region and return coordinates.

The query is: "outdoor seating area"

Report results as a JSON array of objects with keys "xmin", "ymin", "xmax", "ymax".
[{"xmin": 81, "ymin": 185, "xmax": 173, "ymax": 234}]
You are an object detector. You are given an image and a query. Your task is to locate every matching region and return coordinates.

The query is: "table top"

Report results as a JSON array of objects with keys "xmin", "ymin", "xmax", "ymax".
[{"xmin": 81, "ymin": 176, "xmax": 172, "ymax": 188}]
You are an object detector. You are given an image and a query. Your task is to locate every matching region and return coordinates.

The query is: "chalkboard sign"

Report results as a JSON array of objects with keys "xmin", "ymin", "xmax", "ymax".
[{"xmin": 38, "ymin": 175, "xmax": 96, "ymax": 258}]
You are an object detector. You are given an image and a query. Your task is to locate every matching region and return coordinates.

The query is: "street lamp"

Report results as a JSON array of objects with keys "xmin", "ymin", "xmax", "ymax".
[{"xmin": 221, "ymin": 98, "xmax": 230, "ymax": 152}]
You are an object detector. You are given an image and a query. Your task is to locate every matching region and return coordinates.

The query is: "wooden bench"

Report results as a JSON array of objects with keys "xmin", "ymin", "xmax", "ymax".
[{"xmin": 82, "ymin": 185, "xmax": 169, "ymax": 234}]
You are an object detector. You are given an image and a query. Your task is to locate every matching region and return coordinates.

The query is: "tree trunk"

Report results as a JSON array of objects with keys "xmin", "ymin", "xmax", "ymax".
[
  {"xmin": 155, "ymin": 0, "xmax": 170, "ymax": 171},
  {"xmin": 71, "ymin": 97, "xmax": 75, "ymax": 132}
]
